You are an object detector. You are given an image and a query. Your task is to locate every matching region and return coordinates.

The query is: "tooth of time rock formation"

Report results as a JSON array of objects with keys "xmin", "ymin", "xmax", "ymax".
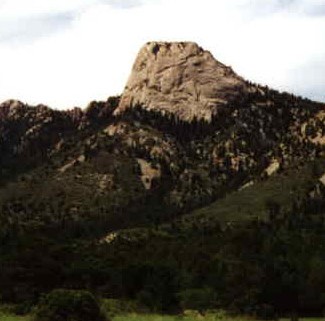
[{"xmin": 115, "ymin": 41, "xmax": 247, "ymax": 121}]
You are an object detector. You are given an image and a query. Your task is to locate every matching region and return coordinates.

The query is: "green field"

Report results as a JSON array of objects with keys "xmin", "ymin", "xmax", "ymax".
[
  {"xmin": 114, "ymin": 315, "xmax": 324, "ymax": 321},
  {"xmin": 1, "ymin": 312, "xmax": 323, "ymax": 321},
  {"xmin": 114, "ymin": 314, "xmax": 244, "ymax": 321},
  {"xmin": 0, "ymin": 315, "xmax": 31, "ymax": 321}
]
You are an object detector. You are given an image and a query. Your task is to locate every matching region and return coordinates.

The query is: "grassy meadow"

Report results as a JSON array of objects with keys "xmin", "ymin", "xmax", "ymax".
[
  {"xmin": 114, "ymin": 315, "xmax": 325, "ymax": 321},
  {"xmin": 0, "ymin": 315, "xmax": 31, "ymax": 321},
  {"xmin": 1, "ymin": 311, "xmax": 324, "ymax": 321}
]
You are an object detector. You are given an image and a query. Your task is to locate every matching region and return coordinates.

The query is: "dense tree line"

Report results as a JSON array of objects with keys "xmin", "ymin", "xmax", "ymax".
[{"xmin": 1, "ymin": 180, "xmax": 325, "ymax": 317}]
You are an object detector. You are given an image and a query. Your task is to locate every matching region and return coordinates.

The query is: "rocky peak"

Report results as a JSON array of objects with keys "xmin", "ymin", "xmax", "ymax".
[
  {"xmin": 0, "ymin": 100, "xmax": 26, "ymax": 119},
  {"xmin": 115, "ymin": 41, "xmax": 247, "ymax": 121}
]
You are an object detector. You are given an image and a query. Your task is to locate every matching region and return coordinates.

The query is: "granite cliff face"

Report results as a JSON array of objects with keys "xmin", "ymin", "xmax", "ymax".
[{"xmin": 116, "ymin": 41, "xmax": 247, "ymax": 120}]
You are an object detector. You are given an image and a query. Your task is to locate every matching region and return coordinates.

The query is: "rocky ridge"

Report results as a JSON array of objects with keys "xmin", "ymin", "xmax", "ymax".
[{"xmin": 0, "ymin": 42, "xmax": 325, "ymax": 230}]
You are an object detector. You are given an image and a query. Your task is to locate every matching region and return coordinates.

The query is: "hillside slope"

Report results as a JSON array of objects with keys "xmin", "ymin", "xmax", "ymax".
[{"xmin": 1, "ymin": 41, "xmax": 325, "ymax": 315}]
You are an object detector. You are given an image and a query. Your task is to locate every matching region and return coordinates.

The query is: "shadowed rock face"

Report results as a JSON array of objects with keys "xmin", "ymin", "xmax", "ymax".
[{"xmin": 116, "ymin": 41, "xmax": 247, "ymax": 121}]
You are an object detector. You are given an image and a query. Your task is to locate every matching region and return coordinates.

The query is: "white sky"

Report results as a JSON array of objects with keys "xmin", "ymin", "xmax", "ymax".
[{"xmin": 0, "ymin": 0, "xmax": 324, "ymax": 109}]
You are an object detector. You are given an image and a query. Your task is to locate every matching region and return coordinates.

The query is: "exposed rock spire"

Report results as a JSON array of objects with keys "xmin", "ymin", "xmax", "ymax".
[{"xmin": 115, "ymin": 41, "xmax": 247, "ymax": 120}]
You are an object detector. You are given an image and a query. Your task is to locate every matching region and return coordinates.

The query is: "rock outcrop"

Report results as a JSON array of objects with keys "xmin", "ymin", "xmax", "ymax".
[{"xmin": 115, "ymin": 41, "xmax": 247, "ymax": 121}]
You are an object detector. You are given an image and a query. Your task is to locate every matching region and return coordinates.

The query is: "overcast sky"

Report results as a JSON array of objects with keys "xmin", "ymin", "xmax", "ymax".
[{"xmin": 0, "ymin": 0, "xmax": 324, "ymax": 109}]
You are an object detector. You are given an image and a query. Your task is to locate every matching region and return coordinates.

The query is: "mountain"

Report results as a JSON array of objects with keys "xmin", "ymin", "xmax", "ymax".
[{"xmin": 1, "ymin": 42, "xmax": 325, "ymax": 316}]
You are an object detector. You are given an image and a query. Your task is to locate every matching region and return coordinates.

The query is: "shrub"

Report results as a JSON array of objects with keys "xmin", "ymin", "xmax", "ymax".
[
  {"xmin": 34, "ymin": 289, "xmax": 106, "ymax": 321},
  {"xmin": 177, "ymin": 288, "xmax": 217, "ymax": 313},
  {"xmin": 101, "ymin": 299, "xmax": 146, "ymax": 318},
  {"xmin": 254, "ymin": 303, "xmax": 277, "ymax": 320},
  {"xmin": 12, "ymin": 301, "xmax": 34, "ymax": 315}
]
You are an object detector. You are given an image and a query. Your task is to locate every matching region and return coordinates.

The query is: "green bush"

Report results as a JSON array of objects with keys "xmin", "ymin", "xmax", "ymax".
[
  {"xmin": 12, "ymin": 301, "xmax": 34, "ymax": 315},
  {"xmin": 101, "ymin": 298, "xmax": 148, "ymax": 319},
  {"xmin": 177, "ymin": 288, "xmax": 217, "ymax": 312},
  {"xmin": 34, "ymin": 289, "xmax": 106, "ymax": 321},
  {"xmin": 254, "ymin": 303, "xmax": 277, "ymax": 320},
  {"xmin": 0, "ymin": 302, "xmax": 34, "ymax": 316}
]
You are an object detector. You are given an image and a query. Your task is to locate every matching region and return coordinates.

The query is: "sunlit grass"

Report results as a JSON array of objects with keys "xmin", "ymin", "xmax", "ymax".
[
  {"xmin": 1, "ymin": 311, "xmax": 324, "ymax": 321},
  {"xmin": 114, "ymin": 314, "xmax": 325, "ymax": 321},
  {"xmin": 0, "ymin": 314, "xmax": 31, "ymax": 321}
]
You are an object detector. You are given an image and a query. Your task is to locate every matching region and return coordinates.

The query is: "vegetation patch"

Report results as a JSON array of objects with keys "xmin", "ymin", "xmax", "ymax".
[{"xmin": 33, "ymin": 289, "xmax": 106, "ymax": 321}]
